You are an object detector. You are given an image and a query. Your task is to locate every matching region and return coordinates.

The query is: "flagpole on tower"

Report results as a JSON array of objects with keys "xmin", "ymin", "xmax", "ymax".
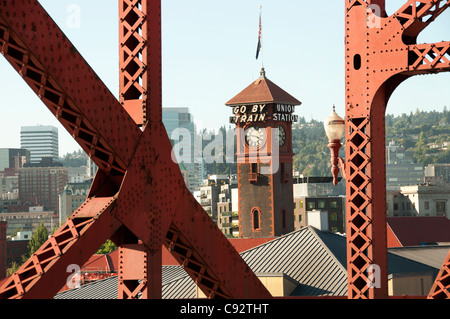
[{"xmin": 256, "ymin": 4, "xmax": 263, "ymax": 70}]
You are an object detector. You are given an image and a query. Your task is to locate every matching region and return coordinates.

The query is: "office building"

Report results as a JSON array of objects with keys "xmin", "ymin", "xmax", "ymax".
[
  {"xmin": 0, "ymin": 207, "xmax": 57, "ymax": 237},
  {"xmin": 293, "ymin": 196, "xmax": 345, "ymax": 233},
  {"xmin": 18, "ymin": 158, "xmax": 68, "ymax": 214},
  {"xmin": 399, "ymin": 184, "xmax": 450, "ymax": 218},
  {"xmin": 20, "ymin": 125, "xmax": 59, "ymax": 163},
  {"xmin": 59, "ymin": 180, "xmax": 92, "ymax": 224},
  {"xmin": 424, "ymin": 163, "xmax": 450, "ymax": 184},
  {"xmin": 0, "ymin": 148, "xmax": 30, "ymax": 171},
  {"xmin": 385, "ymin": 141, "xmax": 424, "ymax": 189},
  {"xmin": 163, "ymin": 108, "xmax": 199, "ymax": 192}
]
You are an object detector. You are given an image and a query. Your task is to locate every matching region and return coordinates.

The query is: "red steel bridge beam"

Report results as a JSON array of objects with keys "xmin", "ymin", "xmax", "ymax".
[
  {"xmin": 117, "ymin": 0, "xmax": 163, "ymax": 299},
  {"xmin": 0, "ymin": 0, "xmax": 271, "ymax": 299},
  {"xmin": 345, "ymin": 0, "xmax": 450, "ymax": 299}
]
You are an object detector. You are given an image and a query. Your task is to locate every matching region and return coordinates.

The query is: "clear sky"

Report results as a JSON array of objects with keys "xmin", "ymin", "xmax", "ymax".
[{"xmin": 0, "ymin": 0, "xmax": 449, "ymax": 156}]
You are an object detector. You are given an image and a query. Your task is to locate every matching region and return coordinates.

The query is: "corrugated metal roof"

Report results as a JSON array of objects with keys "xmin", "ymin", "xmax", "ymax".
[
  {"xmin": 55, "ymin": 276, "xmax": 118, "ymax": 299},
  {"xmin": 388, "ymin": 245, "xmax": 450, "ymax": 278},
  {"xmin": 55, "ymin": 227, "xmax": 348, "ymax": 299},
  {"xmin": 238, "ymin": 227, "xmax": 348, "ymax": 296},
  {"xmin": 55, "ymin": 266, "xmax": 195, "ymax": 299},
  {"xmin": 55, "ymin": 226, "xmax": 449, "ymax": 299}
]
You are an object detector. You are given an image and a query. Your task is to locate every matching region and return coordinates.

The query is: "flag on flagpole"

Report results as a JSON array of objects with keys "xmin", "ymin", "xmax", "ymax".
[{"xmin": 256, "ymin": 7, "xmax": 262, "ymax": 60}]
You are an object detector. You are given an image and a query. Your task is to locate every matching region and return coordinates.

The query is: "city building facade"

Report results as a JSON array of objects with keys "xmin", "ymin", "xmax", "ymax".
[
  {"xmin": 216, "ymin": 179, "xmax": 238, "ymax": 237},
  {"xmin": 0, "ymin": 207, "xmax": 57, "ymax": 237},
  {"xmin": 386, "ymin": 184, "xmax": 450, "ymax": 218},
  {"xmin": 400, "ymin": 184, "xmax": 450, "ymax": 219},
  {"xmin": 424, "ymin": 163, "xmax": 450, "ymax": 184},
  {"xmin": 59, "ymin": 180, "xmax": 92, "ymax": 224},
  {"xmin": 293, "ymin": 196, "xmax": 345, "ymax": 233},
  {"xmin": 0, "ymin": 148, "xmax": 30, "ymax": 171},
  {"xmin": 18, "ymin": 158, "xmax": 68, "ymax": 214},
  {"xmin": 385, "ymin": 140, "xmax": 424, "ymax": 189},
  {"xmin": 0, "ymin": 173, "xmax": 19, "ymax": 201},
  {"xmin": 163, "ymin": 107, "xmax": 200, "ymax": 192}
]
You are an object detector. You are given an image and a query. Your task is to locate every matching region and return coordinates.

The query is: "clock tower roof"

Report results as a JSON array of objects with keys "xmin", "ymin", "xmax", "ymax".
[{"xmin": 225, "ymin": 68, "xmax": 302, "ymax": 107}]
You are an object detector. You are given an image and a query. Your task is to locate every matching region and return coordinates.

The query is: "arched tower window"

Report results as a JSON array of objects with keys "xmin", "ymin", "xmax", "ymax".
[{"xmin": 252, "ymin": 208, "xmax": 261, "ymax": 231}]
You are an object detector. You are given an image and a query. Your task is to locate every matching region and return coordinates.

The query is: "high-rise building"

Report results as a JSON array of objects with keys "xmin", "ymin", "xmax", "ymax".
[
  {"xmin": 385, "ymin": 140, "xmax": 424, "ymax": 189},
  {"xmin": 18, "ymin": 158, "xmax": 68, "ymax": 214},
  {"xmin": 163, "ymin": 107, "xmax": 199, "ymax": 192},
  {"xmin": 424, "ymin": 163, "xmax": 450, "ymax": 184},
  {"xmin": 0, "ymin": 148, "xmax": 30, "ymax": 171},
  {"xmin": 20, "ymin": 125, "xmax": 59, "ymax": 163}
]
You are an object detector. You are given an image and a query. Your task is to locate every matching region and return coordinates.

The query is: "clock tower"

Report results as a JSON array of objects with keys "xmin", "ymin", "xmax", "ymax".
[{"xmin": 226, "ymin": 68, "xmax": 301, "ymax": 238}]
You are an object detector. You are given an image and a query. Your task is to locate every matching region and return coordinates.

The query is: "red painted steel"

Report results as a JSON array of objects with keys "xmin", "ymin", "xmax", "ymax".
[
  {"xmin": 117, "ymin": 0, "xmax": 163, "ymax": 299},
  {"xmin": 0, "ymin": 0, "xmax": 271, "ymax": 299},
  {"xmin": 345, "ymin": 0, "xmax": 450, "ymax": 299},
  {"xmin": 119, "ymin": 0, "xmax": 162, "ymax": 126},
  {"xmin": 428, "ymin": 249, "xmax": 450, "ymax": 298},
  {"xmin": 1, "ymin": 0, "xmax": 448, "ymax": 300}
]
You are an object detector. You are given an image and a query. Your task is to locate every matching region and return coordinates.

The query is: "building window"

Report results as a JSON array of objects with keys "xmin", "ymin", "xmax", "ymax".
[
  {"xmin": 307, "ymin": 201, "xmax": 316, "ymax": 210},
  {"xmin": 318, "ymin": 200, "xmax": 326, "ymax": 209},
  {"xmin": 330, "ymin": 212, "xmax": 338, "ymax": 221},
  {"xmin": 424, "ymin": 201, "xmax": 429, "ymax": 210},
  {"xmin": 249, "ymin": 163, "xmax": 259, "ymax": 183},
  {"xmin": 330, "ymin": 201, "xmax": 338, "ymax": 209},
  {"xmin": 436, "ymin": 202, "xmax": 446, "ymax": 214},
  {"xmin": 252, "ymin": 208, "xmax": 261, "ymax": 231}
]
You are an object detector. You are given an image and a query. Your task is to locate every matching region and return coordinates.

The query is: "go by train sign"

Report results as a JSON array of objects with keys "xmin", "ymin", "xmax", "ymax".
[{"xmin": 230, "ymin": 103, "xmax": 298, "ymax": 124}]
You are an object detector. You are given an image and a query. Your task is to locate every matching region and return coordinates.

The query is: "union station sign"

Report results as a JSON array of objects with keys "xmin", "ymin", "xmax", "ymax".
[{"xmin": 229, "ymin": 104, "xmax": 298, "ymax": 124}]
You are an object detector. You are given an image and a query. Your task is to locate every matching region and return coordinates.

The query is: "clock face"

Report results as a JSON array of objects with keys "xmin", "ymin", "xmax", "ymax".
[
  {"xmin": 278, "ymin": 125, "xmax": 286, "ymax": 146},
  {"xmin": 245, "ymin": 126, "xmax": 265, "ymax": 148}
]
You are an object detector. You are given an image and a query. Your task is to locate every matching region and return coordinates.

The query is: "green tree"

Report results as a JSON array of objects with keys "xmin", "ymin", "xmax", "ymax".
[
  {"xmin": 6, "ymin": 262, "xmax": 20, "ymax": 276},
  {"xmin": 22, "ymin": 222, "xmax": 49, "ymax": 262},
  {"xmin": 414, "ymin": 131, "xmax": 428, "ymax": 163},
  {"xmin": 96, "ymin": 239, "xmax": 117, "ymax": 255}
]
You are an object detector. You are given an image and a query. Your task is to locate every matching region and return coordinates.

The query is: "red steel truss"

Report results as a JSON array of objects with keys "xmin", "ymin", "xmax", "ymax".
[
  {"xmin": 0, "ymin": 0, "xmax": 449, "ymax": 300},
  {"xmin": 0, "ymin": 0, "xmax": 271, "ymax": 299},
  {"xmin": 345, "ymin": 0, "xmax": 450, "ymax": 299}
]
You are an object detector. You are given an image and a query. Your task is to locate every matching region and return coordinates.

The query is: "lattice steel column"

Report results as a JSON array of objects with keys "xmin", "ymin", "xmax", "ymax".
[
  {"xmin": 118, "ymin": 0, "xmax": 162, "ymax": 298},
  {"xmin": 345, "ymin": 0, "xmax": 450, "ymax": 299},
  {"xmin": 119, "ymin": 0, "xmax": 162, "ymax": 126},
  {"xmin": 428, "ymin": 250, "xmax": 450, "ymax": 299}
]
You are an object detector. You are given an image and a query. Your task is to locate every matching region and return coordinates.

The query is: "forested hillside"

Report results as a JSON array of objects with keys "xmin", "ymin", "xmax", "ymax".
[
  {"xmin": 128, "ymin": 108, "xmax": 449, "ymax": 178},
  {"xmin": 292, "ymin": 108, "xmax": 450, "ymax": 176}
]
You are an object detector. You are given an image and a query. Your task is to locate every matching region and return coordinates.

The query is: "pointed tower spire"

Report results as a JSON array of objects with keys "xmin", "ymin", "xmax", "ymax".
[{"xmin": 259, "ymin": 67, "xmax": 266, "ymax": 79}]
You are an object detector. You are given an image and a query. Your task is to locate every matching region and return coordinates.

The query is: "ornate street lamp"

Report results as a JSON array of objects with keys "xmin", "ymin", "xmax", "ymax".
[{"xmin": 324, "ymin": 106, "xmax": 346, "ymax": 185}]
